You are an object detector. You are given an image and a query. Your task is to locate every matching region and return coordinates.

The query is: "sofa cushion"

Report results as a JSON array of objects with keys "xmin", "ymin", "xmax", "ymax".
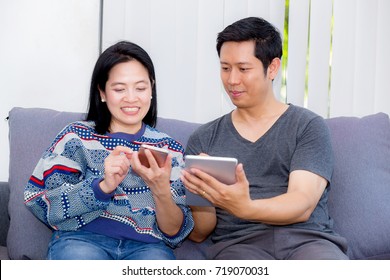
[
  {"xmin": 0, "ymin": 246, "xmax": 9, "ymax": 260},
  {"xmin": 7, "ymin": 107, "xmax": 201, "ymax": 259},
  {"xmin": 326, "ymin": 113, "xmax": 390, "ymax": 260},
  {"xmin": 0, "ymin": 182, "xmax": 10, "ymax": 247}
]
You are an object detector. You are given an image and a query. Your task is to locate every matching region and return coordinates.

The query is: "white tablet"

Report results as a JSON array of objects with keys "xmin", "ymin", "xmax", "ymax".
[{"xmin": 184, "ymin": 155, "xmax": 238, "ymax": 206}]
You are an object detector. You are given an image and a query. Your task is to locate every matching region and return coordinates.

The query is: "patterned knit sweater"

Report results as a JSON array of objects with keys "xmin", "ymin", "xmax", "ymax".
[{"xmin": 24, "ymin": 121, "xmax": 194, "ymax": 248}]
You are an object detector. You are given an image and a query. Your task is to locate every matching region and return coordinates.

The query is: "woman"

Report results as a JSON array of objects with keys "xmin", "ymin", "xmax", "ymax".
[{"xmin": 24, "ymin": 41, "xmax": 194, "ymax": 260}]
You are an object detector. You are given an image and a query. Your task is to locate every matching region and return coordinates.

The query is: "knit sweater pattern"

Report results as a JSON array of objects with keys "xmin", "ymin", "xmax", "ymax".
[{"xmin": 24, "ymin": 121, "xmax": 194, "ymax": 247}]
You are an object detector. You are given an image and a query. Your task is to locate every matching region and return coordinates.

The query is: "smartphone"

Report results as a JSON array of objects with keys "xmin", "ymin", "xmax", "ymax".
[
  {"xmin": 139, "ymin": 144, "xmax": 169, "ymax": 167},
  {"xmin": 184, "ymin": 155, "xmax": 238, "ymax": 206}
]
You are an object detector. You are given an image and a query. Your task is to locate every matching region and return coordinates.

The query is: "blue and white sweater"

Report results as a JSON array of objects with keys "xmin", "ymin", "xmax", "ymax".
[{"xmin": 24, "ymin": 121, "xmax": 194, "ymax": 248}]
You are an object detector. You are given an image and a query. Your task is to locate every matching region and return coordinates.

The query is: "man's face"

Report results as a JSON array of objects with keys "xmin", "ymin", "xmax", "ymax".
[{"xmin": 219, "ymin": 40, "xmax": 274, "ymax": 108}]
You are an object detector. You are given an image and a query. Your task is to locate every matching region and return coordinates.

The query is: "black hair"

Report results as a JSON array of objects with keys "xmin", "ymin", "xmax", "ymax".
[
  {"xmin": 216, "ymin": 17, "xmax": 283, "ymax": 75},
  {"xmin": 86, "ymin": 41, "xmax": 157, "ymax": 134}
]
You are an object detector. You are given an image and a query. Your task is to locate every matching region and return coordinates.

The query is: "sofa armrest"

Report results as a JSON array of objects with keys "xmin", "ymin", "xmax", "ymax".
[{"xmin": 0, "ymin": 181, "xmax": 10, "ymax": 247}]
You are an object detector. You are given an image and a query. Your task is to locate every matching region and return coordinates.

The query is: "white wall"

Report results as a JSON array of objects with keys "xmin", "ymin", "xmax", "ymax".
[{"xmin": 0, "ymin": 0, "xmax": 100, "ymax": 181}]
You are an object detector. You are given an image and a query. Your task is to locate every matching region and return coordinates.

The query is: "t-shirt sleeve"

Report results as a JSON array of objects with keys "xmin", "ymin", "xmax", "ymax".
[
  {"xmin": 185, "ymin": 128, "xmax": 206, "ymax": 156},
  {"xmin": 289, "ymin": 116, "xmax": 334, "ymax": 183}
]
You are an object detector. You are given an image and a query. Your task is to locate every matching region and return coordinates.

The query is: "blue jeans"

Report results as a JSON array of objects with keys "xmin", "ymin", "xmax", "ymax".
[{"xmin": 47, "ymin": 230, "xmax": 176, "ymax": 260}]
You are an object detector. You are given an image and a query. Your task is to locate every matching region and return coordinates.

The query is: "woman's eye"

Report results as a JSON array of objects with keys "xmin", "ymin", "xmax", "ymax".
[
  {"xmin": 136, "ymin": 87, "xmax": 146, "ymax": 92},
  {"xmin": 114, "ymin": 88, "xmax": 125, "ymax": 93}
]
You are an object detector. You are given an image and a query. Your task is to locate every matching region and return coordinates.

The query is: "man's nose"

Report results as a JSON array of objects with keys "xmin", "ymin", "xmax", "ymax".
[{"xmin": 228, "ymin": 69, "xmax": 240, "ymax": 85}]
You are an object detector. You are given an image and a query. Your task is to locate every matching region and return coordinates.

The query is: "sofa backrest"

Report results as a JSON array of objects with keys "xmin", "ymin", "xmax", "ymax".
[
  {"xmin": 8, "ymin": 108, "xmax": 84, "ymax": 259},
  {"xmin": 6, "ymin": 107, "xmax": 390, "ymax": 260},
  {"xmin": 7, "ymin": 107, "xmax": 201, "ymax": 259},
  {"xmin": 325, "ymin": 113, "xmax": 390, "ymax": 260}
]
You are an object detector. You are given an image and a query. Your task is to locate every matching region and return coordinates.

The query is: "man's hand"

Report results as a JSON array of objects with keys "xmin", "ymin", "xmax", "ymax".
[{"xmin": 182, "ymin": 163, "xmax": 252, "ymax": 218}]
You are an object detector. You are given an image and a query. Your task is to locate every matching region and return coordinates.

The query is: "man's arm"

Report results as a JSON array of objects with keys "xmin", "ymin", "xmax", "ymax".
[{"xmin": 242, "ymin": 169, "xmax": 327, "ymax": 224}]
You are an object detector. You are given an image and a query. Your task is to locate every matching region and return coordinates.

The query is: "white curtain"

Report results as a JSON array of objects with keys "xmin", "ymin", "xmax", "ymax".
[
  {"xmin": 329, "ymin": 0, "xmax": 390, "ymax": 117},
  {"xmin": 287, "ymin": 0, "xmax": 390, "ymax": 118},
  {"xmin": 102, "ymin": 0, "xmax": 286, "ymax": 123},
  {"xmin": 102, "ymin": 0, "xmax": 390, "ymax": 121}
]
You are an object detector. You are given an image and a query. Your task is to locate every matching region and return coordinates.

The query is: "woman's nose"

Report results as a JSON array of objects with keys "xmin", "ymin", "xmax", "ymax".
[{"xmin": 123, "ymin": 89, "xmax": 136, "ymax": 101}]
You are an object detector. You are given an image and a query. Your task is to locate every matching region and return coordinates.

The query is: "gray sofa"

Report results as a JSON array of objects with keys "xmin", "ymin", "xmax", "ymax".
[{"xmin": 1, "ymin": 107, "xmax": 390, "ymax": 260}]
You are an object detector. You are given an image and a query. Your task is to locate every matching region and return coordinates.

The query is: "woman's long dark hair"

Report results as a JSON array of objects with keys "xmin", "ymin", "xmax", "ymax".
[{"xmin": 86, "ymin": 41, "xmax": 157, "ymax": 134}]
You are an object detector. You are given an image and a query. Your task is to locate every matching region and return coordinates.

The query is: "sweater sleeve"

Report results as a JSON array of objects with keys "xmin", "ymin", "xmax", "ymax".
[
  {"xmin": 24, "ymin": 123, "xmax": 110, "ymax": 231},
  {"xmin": 154, "ymin": 139, "xmax": 194, "ymax": 247}
]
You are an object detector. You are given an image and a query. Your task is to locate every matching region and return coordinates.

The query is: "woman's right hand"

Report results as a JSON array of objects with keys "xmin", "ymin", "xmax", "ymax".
[{"xmin": 99, "ymin": 146, "xmax": 133, "ymax": 194}]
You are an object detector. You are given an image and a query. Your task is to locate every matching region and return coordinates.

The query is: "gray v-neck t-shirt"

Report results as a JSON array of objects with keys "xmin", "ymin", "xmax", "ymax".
[{"xmin": 185, "ymin": 104, "xmax": 336, "ymax": 242}]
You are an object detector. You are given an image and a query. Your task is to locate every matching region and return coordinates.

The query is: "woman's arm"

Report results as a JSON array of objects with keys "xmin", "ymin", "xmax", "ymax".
[
  {"xmin": 131, "ymin": 149, "xmax": 187, "ymax": 236},
  {"xmin": 24, "ymin": 125, "xmax": 111, "ymax": 230}
]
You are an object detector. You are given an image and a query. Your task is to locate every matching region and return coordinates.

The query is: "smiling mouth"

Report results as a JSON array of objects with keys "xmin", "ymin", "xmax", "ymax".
[{"xmin": 122, "ymin": 107, "xmax": 139, "ymax": 113}]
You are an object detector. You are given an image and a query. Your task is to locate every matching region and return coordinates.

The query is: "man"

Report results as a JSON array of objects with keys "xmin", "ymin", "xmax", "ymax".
[{"xmin": 181, "ymin": 17, "xmax": 348, "ymax": 260}]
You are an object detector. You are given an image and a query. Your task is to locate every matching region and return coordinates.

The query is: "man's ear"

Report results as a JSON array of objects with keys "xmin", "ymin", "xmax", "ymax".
[{"xmin": 267, "ymin": 57, "xmax": 281, "ymax": 80}]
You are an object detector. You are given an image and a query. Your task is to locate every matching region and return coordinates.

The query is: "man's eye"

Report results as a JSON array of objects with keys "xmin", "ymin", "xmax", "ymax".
[{"xmin": 221, "ymin": 67, "xmax": 230, "ymax": 72}]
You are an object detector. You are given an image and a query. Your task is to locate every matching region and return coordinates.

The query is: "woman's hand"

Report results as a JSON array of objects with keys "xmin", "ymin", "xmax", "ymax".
[
  {"xmin": 130, "ymin": 148, "xmax": 172, "ymax": 197},
  {"xmin": 99, "ymin": 146, "xmax": 133, "ymax": 194},
  {"xmin": 131, "ymin": 149, "xmax": 184, "ymax": 236}
]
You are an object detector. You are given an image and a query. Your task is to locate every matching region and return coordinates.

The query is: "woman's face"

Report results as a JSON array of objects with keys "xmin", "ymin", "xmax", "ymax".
[{"xmin": 100, "ymin": 60, "xmax": 152, "ymax": 134}]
